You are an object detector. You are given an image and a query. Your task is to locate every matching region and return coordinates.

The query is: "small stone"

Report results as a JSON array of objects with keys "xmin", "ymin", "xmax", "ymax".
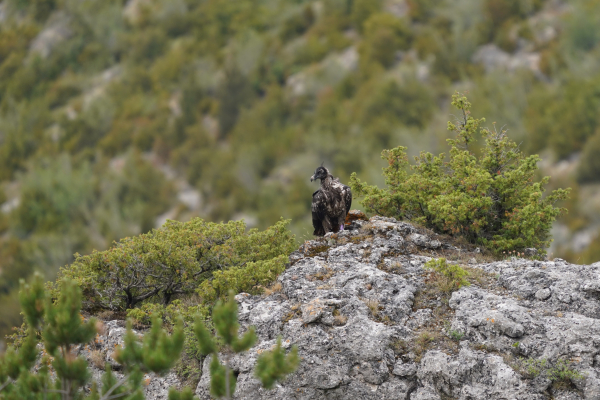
[
  {"xmin": 557, "ymin": 293, "xmax": 571, "ymax": 304},
  {"xmin": 301, "ymin": 299, "xmax": 326, "ymax": 324},
  {"xmin": 408, "ymin": 233, "xmax": 429, "ymax": 247},
  {"xmin": 428, "ymin": 240, "xmax": 441, "ymax": 249},
  {"xmin": 534, "ymin": 288, "xmax": 551, "ymax": 301},
  {"xmin": 392, "ymin": 360, "xmax": 417, "ymax": 377}
]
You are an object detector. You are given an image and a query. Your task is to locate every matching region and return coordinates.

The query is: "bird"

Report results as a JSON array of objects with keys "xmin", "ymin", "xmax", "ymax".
[{"xmin": 310, "ymin": 164, "xmax": 352, "ymax": 236}]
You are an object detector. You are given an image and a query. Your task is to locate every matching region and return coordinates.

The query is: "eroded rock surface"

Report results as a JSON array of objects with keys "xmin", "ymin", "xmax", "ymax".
[{"xmin": 193, "ymin": 216, "xmax": 600, "ymax": 400}]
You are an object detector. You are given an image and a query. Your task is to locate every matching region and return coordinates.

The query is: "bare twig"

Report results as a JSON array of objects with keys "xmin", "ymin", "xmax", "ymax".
[
  {"xmin": 99, "ymin": 375, "xmax": 129, "ymax": 400},
  {"xmin": 0, "ymin": 378, "xmax": 13, "ymax": 392}
]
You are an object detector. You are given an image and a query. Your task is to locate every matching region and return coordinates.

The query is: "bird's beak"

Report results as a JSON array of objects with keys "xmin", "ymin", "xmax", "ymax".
[{"xmin": 310, "ymin": 175, "xmax": 315, "ymax": 182}]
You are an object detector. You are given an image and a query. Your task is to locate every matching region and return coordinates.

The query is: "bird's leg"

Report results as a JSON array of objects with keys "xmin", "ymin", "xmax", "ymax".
[
  {"xmin": 323, "ymin": 215, "xmax": 332, "ymax": 234},
  {"xmin": 339, "ymin": 213, "xmax": 347, "ymax": 232}
]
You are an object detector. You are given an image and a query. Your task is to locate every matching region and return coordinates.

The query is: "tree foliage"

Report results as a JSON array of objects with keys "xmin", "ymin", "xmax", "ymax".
[
  {"xmin": 54, "ymin": 218, "xmax": 295, "ymax": 310},
  {"xmin": 1, "ymin": 277, "xmax": 299, "ymax": 400},
  {"xmin": 350, "ymin": 93, "xmax": 570, "ymax": 255},
  {"xmin": 0, "ymin": 274, "xmax": 187, "ymax": 400}
]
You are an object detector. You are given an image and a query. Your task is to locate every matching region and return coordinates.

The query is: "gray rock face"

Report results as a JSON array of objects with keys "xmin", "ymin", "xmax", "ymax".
[{"xmin": 191, "ymin": 216, "xmax": 600, "ymax": 400}]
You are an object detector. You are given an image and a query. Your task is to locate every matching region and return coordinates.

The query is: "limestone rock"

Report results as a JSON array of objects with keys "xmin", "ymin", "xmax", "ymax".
[
  {"xmin": 84, "ymin": 215, "xmax": 600, "ymax": 399},
  {"xmin": 190, "ymin": 216, "xmax": 600, "ymax": 399}
]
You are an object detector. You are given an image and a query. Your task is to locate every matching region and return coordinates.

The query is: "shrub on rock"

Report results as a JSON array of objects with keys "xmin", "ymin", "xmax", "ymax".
[
  {"xmin": 52, "ymin": 218, "xmax": 296, "ymax": 310},
  {"xmin": 350, "ymin": 92, "xmax": 570, "ymax": 255}
]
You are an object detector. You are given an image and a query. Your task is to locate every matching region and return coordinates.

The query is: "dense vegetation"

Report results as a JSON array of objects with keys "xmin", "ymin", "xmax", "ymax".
[
  {"xmin": 0, "ymin": 275, "xmax": 297, "ymax": 399},
  {"xmin": 1, "ymin": 0, "xmax": 600, "ymax": 338},
  {"xmin": 351, "ymin": 93, "xmax": 570, "ymax": 255},
  {"xmin": 53, "ymin": 217, "xmax": 295, "ymax": 311},
  {"xmin": 44, "ymin": 218, "xmax": 295, "ymax": 387}
]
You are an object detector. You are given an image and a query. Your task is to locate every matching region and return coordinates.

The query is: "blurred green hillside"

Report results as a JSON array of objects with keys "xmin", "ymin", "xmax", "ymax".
[{"xmin": 1, "ymin": 0, "xmax": 600, "ymax": 339}]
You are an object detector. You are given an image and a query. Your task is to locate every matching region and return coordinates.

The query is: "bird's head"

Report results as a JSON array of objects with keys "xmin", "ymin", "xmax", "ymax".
[{"xmin": 310, "ymin": 165, "xmax": 329, "ymax": 182}]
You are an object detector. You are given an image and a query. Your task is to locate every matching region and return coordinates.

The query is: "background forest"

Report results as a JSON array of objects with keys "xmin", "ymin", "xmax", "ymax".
[{"xmin": 0, "ymin": 0, "xmax": 599, "ymax": 341}]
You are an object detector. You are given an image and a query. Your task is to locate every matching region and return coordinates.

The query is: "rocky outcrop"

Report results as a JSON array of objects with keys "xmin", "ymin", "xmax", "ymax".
[{"xmin": 193, "ymin": 216, "xmax": 600, "ymax": 400}]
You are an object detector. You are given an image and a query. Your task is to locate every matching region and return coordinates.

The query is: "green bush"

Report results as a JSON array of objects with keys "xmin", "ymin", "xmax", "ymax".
[
  {"xmin": 0, "ymin": 274, "xmax": 188, "ymax": 400},
  {"xmin": 577, "ymin": 130, "xmax": 600, "ymax": 183},
  {"xmin": 424, "ymin": 258, "xmax": 470, "ymax": 293},
  {"xmin": 351, "ymin": 0, "xmax": 382, "ymax": 33},
  {"xmin": 360, "ymin": 13, "xmax": 412, "ymax": 69},
  {"xmin": 195, "ymin": 291, "xmax": 299, "ymax": 398},
  {"xmin": 14, "ymin": 155, "xmax": 94, "ymax": 235},
  {"xmin": 280, "ymin": 5, "xmax": 316, "ymax": 41},
  {"xmin": 350, "ymin": 93, "xmax": 570, "ymax": 255},
  {"xmin": 518, "ymin": 357, "xmax": 586, "ymax": 384},
  {"xmin": 563, "ymin": 0, "xmax": 600, "ymax": 52},
  {"xmin": 1, "ymin": 274, "xmax": 298, "ymax": 400},
  {"xmin": 54, "ymin": 218, "xmax": 295, "ymax": 310},
  {"xmin": 407, "ymin": 0, "xmax": 437, "ymax": 22},
  {"xmin": 359, "ymin": 79, "xmax": 434, "ymax": 129},
  {"xmin": 526, "ymin": 78, "xmax": 600, "ymax": 159},
  {"xmin": 294, "ymin": 35, "xmax": 330, "ymax": 65},
  {"xmin": 217, "ymin": 66, "xmax": 253, "ymax": 138}
]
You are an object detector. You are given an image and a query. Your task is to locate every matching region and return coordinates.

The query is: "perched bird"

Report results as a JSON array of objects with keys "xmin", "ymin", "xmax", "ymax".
[{"xmin": 310, "ymin": 164, "xmax": 352, "ymax": 236}]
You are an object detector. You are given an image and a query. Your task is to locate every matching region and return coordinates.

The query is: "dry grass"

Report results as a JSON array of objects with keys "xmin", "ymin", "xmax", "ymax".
[
  {"xmin": 263, "ymin": 282, "xmax": 283, "ymax": 296},
  {"xmin": 360, "ymin": 222, "xmax": 377, "ymax": 233},
  {"xmin": 95, "ymin": 310, "xmax": 116, "ymax": 321},
  {"xmin": 463, "ymin": 267, "xmax": 498, "ymax": 290},
  {"xmin": 428, "ymin": 272, "xmax": 461, "ymax": 295},
  {"xmin": 316, "ymin": 284, "xmax": 333, "ymax": 290},
  {"xmin": 443, "ymin": 250, "xmax": 498, "ymax": 264},
  {"xmin": 282, "ymin": 303, "xmax": 302, "ymax": 323},
  {"xmin": 303, "ymin": 243, "xmax": 331, "ymax": 257},
  {"xmin": 410, "ymin": 271, "xmax": 462, "ymax": 362},
  {"xmin": 362, "ymin": 298, "xmax": 381, "ymax": 317},
  {"xmin": 332, "ymin": 309, "xmax": 348, "ymax": 326},
  {"xmin": 414, "ymin": 330, "xmax": 440, "ymax": 362},
  {"xmin": 362, "ymin": 248, "xmax": 372, "ymax": 259},
  {"xmin": 377, "ymin": 261, "xmax": 404, "ymax": 274},
  {"xmin": 89, "ymin": 350, "xmax": 106, "ymax": 369},
  {"xmin": 178, "ymin": 293, "xmax": 203, "ymax": 307},
  {"xmin": 472, "ymin": 342, "xmax": 500, "ymax": 353},
  {"xmin": 313, "ymin": 266, "xmax": 335, "ymax": 281},
  {"xmin": 359, "ymin": 297, "xmax": 395, "ymax": 325},
  {"xmin": 349, "ymin": 234, "xmax": 371, "ymax": 244},
  {"xmin": 413, "ymin": 270, "xmax": 456, "ymax": 310},
  {"xmin": 390, "ymin": 338, "xmax": 409, "ymax": 355},
  {"xmin": 333, "ymin": 314, "xmax": 348, "ymax": 326}
]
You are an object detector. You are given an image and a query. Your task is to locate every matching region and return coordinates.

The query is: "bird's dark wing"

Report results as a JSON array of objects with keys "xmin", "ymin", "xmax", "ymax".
[{"xmin": 312, "ymin": 189, "xmax": 326, "ymax": 236}]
